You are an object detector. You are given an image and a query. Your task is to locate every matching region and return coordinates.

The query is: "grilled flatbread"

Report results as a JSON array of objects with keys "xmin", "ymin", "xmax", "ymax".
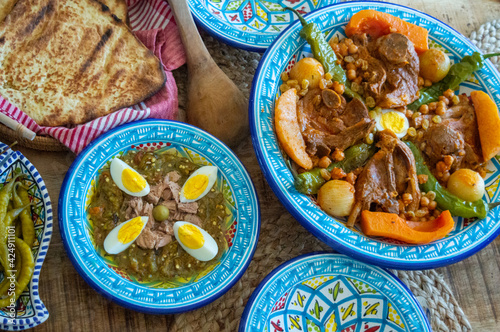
[{"xmin": 0, "ymin": 0, "xmax": 165, "ymax": 127}]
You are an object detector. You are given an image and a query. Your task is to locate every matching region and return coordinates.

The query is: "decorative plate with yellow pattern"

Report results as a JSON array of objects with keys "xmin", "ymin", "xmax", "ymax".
[{"xmin": 239, "ymin": 253, "xmax": 430, "ymax": 332}]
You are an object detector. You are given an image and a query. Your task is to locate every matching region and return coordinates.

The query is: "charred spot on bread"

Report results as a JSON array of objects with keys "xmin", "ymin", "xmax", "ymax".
[
  {"xmin": 0, "ymin": 37, "xmax": 4, "ymax": 45},
  {"xmin": 23, "ymin": 2, "xmax": 53, "ymax": 36},
  {"xmin": 111, "ymin": 14, "xmax": 122, "ymax": 23},
  {"xmin": 79, "ymin": 28, "xmax": 113, "ymax": 74}
]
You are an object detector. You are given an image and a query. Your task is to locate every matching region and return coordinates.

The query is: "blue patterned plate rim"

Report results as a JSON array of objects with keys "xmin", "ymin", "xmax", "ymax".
[
  {"xmin": 239, "ymin": 252, "xmax": 431, "ymax": 332},
  {"xmin": 249, "ymin": 1, "xmax": 500, "ymax": 270},
  {"xmin": 187, "ymin": 0, "xmax": 339, "ymax": 52},
  {"xmin": 58, "ymin": 119, "xmax": 260, "ymax": 314},
  {"xmin": 0, "ymin": 151, "xmax": 53, "ymax": 330}
]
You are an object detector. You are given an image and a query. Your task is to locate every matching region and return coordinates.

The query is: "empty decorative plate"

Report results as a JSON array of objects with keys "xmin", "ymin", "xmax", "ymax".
[
  {"xmin": 0, "ymin": 149, "xmax": 53, "ymax": 331},
  {"xmin": 188, "ymin": 0, "xmax": 339, "ymax": 51},
  {"xmin": 239, "ymin": 253, "xmax": 431, "ymax": 332},
  {"xmin": 250, "ymin": 1, "xmax": 500, "ymax": 269},
  {"xmin": 59, "ymin": 119, "xmax": 260, "ymax": 313}
]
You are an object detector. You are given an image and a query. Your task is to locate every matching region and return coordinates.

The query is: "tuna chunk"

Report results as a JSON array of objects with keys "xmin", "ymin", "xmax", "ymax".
[{"xmin": 178, "ymin": 202, "xmax": 199, "ymax": 214}]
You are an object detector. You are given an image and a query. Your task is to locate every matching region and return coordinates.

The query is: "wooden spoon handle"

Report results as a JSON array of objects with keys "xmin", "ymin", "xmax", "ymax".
[{"xmin": 167, "ymin": 0, "xmax": 211, "ymax": 67}]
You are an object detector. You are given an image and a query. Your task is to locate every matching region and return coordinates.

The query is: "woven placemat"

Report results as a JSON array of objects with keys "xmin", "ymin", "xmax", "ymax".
[{"xmin": 170, "ymin": 31, "xmax": 472, "ymax": 332}]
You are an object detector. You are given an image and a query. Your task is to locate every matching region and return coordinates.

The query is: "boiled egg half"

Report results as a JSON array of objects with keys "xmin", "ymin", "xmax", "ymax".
[
  {"xmin": 110, "ymin": 158, "xmax": 150, "ymax": 197},
  {"xmin": 173, "ymin": 221, "xmax": 218, "ymax": 261},
  {"xmin": 374, "ymin": 109, "xmax": 409, "ymax": 138},
  {"xmin": 104, "ymin": 216, "xmax": 148, "ymax": 254},
  {"xmin": 179, "ymin": 166, "xmax": 217, "ymax": 203}
]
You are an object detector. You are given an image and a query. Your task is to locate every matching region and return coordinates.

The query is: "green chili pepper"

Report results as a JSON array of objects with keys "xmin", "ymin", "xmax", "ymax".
[
  {"xmin": 0, "ymin": 238, "xmax": 34, "ymax": 307},
  {"xmin": 0, "ymin": 173, "xmax": 22, "ymax": 230},
  {"xmin": 0, "ymin": 204, "xmax": 30, "ymax": 271},
  {"xmin": 409, "ymin": 52, "xmax": 500, "ymax": 110},
  {"xmin": 13, "ymin": 185, "xmax": 35, "ymax": 249},
  {"xmin": 294, "ymin": 143, "xmax": 376, "ymax": 195},
  {"xmin": 286, "ymin": 7, "xmax": 361, "ymax": 100},
  {"xmin": 405, "ymin": 141, "xmax": 499, "ymax": 219}
]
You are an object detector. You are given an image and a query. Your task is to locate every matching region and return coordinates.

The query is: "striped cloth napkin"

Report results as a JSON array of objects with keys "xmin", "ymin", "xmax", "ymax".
[{"xmin": 0, "ymin": 0, "xmax": 186, "ymax": 154}]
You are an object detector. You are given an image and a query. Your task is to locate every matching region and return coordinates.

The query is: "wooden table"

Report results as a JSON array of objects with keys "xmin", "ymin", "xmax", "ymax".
[{"xmin": 5, "ymin": 0, "xmax": 500, "ymax": 330}]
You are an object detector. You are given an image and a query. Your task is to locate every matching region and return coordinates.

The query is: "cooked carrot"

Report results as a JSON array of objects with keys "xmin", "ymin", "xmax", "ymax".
[
  {"xmin": 471, "ymin": 90, "xmax": 500, "ymax": 161},
  {"xmin": 345, "ymin": 10, "xmax": 429, "ymax": 54},
  {"xmin": 275, "ymin": 89, "xmax": 313, "ymax": 170},
  {"xmin": 360, "ymin": 210, "xmax": 454, "ymax": 244}
]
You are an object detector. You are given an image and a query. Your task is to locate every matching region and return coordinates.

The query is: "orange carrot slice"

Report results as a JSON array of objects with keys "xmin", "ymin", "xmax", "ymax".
[
  {"xmin": 471, "ymin": 90, "xmax": 500, "ymax": 161},
  {"xmin": 360, "ymin": 210, "xmax": 454, "ymax": 244},
  {"xmin": 345, "ymin": 10, "xmax": 429, "ymax": 54},
  {"xmin": 275, "ymin": 89, "xmax": 313, "ymax": 170}
]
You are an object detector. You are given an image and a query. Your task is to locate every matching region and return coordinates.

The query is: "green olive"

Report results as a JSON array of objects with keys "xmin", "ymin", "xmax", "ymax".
[{"xmin": 153, "ymin": 205, "xmax": 170, "ymax": 221}]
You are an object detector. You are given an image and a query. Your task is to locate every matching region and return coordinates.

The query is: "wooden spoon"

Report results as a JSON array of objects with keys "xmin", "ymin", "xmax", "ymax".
[{"xmin": 167, "ymin": 0, "xmax": 249, "ymax": 147}]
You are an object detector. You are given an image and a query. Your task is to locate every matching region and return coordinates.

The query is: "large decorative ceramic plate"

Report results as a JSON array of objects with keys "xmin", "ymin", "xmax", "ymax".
[
  {"xmin": 188, "ymin": 0, "xmax": 339, "ymax": 51},
  {"xmin": 59, "ymin": 119, "xmax": 260, "ymax": 313},
  {"xmin": 250, "ymin": 1, "xmax": 500, "ymax": 269},
  {"xmin": 0, "ymin": 149, "xmax": 53, "ymax": 330},
  {"xmin": 239, "ymin": 253, "xmax": 431, "ymax": 332}
]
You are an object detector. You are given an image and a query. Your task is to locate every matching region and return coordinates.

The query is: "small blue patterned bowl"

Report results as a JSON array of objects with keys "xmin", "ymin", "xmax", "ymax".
[
  {"xmin": 0, "ymin": 149, "xmax": 53, "ymax": 330},
  {"xmin": 250, "ymin": 1, "xmax": 500, "ymax": 269},
  {"xmin": 239, "ymin": 252, "xmax": 431, "ymax": 332},
  {"xmin": 58, "ymin": 119, "xmax": 260, "ymax": 313},
  {"xmin": 187, "ymin": 0, "xmax": 339, "ymax": 52}
]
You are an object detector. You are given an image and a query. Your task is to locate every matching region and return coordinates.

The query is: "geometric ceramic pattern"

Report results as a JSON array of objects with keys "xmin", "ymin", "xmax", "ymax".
[
  {"xmin": 250, "ymin": 1, "xmax": 500, "ymax": 269},
  {"xmin": 0, "ymin": 149, "xmax": 53, "ymax": 331},
  {"xmin": 187, "ymin": 0, "xmax": 338, "ymax": 51},
  {"xmin": 58, "ymin": 119, "xmax": 260, "ymax": 313},
  {"xmin": 85, "ymin": 142, "xmax": 237, "ymax": 289},
  {"xmin": 239, "ymin": 253, "xmax": 431, "ymax": 332}
]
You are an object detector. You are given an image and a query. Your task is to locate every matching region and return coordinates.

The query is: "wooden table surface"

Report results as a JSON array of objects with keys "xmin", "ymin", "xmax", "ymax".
[{"xmin": 4, "ymin": 0, "xmax": 500, "ymax": 331}]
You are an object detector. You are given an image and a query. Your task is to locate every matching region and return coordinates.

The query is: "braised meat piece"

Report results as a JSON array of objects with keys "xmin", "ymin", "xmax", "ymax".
[
  {"xmin": 347, "ymin": 131, "xmax": 421, "ymax": 226},
  {"xmin": 420, "ymin": 95, "xmax": 483, "ymax": 169},
  {"xmin": 353, "ymin": 33, "xmax": 420, "ymax": 108},
  {"xmin": 297, "ymin": 88, "xmax": 375, "ymax": 156}
]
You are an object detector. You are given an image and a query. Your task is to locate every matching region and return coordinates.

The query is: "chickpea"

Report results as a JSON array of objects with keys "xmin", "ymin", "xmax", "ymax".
[
  {"xmin": 339, "ymin": 43, "xmax": 349, "ymax": 57},
  {"xmin": 419, "ymin": 104, "xmax": 429, "ymax": 114},
  {"xmin": 428, "ymin": 201, "xmax": 437, "ymax": 210},
  {"xmin": 346, "ymin": 62, "xmax": 356, "ymax": 71},
  {"xmin": 438, "ymin": 97, "xmax": 449, "ymax": 106},
  {"xmin": 348, "ymin": 44, "xmax": 358, "ymax": 54},
  {"xmin": 424, "ymin": 79, "xmax": 433, "ymax": 87},
  {"xmin": 443, "ymin": 89, "xmax": 455, "ymax": 99},
  {"xmin": 402, "ymin": 193, "xmax": 413, "ymax": 205},
  {"xmin": 318, "ymin": 156, "xmax": 332, "ymax": 168},
  {"xmin": 435, "ymin": 106, "xmax": 446, "ymax": 116},
  {"xmin": 443, "ymin": 155, "xmax": 454, "ymax": 166},
  {"xmin": 428, "ymin": 102, "xmax": 437, "ymax": 111},
  {"xmin": 331, "ymin": 148, "xmax": 345, "ymax": 162},
  {"xmin": 332, "ymin": 81, "xmax": 345, "ymax": 95},
  {"xmin": 347, "ymin": 69, "xmax": 357, "ymax": 81},
  {"xmin": 418, "ymin": 76, "xmax": 425, "ymax": 87},
  {"xmin": 345, "ymin": 172, "xmax": 357, "ymax": 185},
  {"xmin": 330, "ymin": 167, "xmax": 346, "ymax": 180},
  {"xmin": 420, "ymin": 196, "xmax": 430, "ymax": 207}
]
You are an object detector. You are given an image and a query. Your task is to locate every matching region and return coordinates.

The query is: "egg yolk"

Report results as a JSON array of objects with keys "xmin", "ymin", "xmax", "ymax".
[
  {"xmin": 178, "ymin": 224, "xmax": 205, "ymax": 249},
  {"xmin": 183, "ymin": 174, "xmax": 209, "ymax": 200},
  {"xmin": 117, "ymin": 217, "xmax": 144, "ymax": 244},
  {"xmin": 380, "ymin": 112, "xmax": 405, "ymax": 134},
  {"xmin": 122, "ymin": 168, "xmax": 147, "ymax": 193}
]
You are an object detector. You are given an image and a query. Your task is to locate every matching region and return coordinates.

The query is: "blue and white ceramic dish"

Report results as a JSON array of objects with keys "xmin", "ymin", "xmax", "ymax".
[
  {"xmin": 250, "ymin": 1, "xmax": 500, "ymax": 269},
  {"xmin": 188, "ymin": 0, "xmax": 339, "ymax": 52},
  {"xmin": 0, "ymin": 148, "xmax": 53, "ymax": 331},
  {"xmin": 58, "ymin": 119, "xmax": 260, "ymax": 314},
  {"xmin": 239, "ymin": 252, "xmax": 431, "ymax": 332}
]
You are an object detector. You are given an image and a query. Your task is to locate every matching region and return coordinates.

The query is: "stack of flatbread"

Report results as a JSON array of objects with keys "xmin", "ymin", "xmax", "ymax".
[{"xmin": 0, "ymin": 0, "xmax": 166, "ymax": 127}]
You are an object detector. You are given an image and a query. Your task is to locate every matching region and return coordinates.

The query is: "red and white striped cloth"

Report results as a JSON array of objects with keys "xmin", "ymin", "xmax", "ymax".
[{"xmin": 0, "ymin": 0, "xmax": 186, "ymax": 154}]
